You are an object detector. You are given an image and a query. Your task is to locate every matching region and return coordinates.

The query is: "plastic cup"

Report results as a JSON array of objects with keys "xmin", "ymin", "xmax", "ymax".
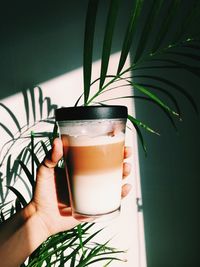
[{"xmin": 55, "ymin": 105, "xmax": 128, "ymax": 221}]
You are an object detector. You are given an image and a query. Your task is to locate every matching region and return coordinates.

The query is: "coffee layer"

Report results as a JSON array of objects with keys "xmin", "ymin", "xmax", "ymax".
[{"xmin": 65, "ymin": 141, "xmax": 124, "ymax": 175}]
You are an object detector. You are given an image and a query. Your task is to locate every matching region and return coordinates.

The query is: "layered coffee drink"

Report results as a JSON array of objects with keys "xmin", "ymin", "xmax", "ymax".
[
  {"xmin": 56, "ymin": 105, "xmax": 128, "ymax": 221},
  {"xmin": 62, "ymin": 132, "xmax": 125, "ymax": 216}
]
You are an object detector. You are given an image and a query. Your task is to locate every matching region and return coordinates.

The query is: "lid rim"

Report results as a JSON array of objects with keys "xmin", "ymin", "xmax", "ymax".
[{"xmin": 55, "ymin": 105, "xmax": 128, "ymax": 121}]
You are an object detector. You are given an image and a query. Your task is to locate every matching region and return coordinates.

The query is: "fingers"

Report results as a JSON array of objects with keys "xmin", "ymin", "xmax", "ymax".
[
  {"xmin": 123, "ymin": 162, "xmax": 131, "ymax": 178},
  {"xmin": 42, "ymin": 138, "xmax": 63, "ymax": 168},
  {"xmin": 37, "ymin": 138, "xmax": 63, "ymax": 176},
  {"xmin": 123, "ymin": 146, "xmax": 132, "ymax": 178},
  {"xmin": 122, "ymin": 146, "xmax": 132, "ymax": 198},
  {"xmin": 121, "ymin": 184, "xmax": 132, "ymax": 198},
  {"xmin": 124, "ymin": 146, "xmax": 132, "ymax": 159}
]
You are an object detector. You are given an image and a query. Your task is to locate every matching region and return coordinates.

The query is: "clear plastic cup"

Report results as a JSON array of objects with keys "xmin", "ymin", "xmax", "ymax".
[{"xmin": 55, "ymin": 105, "xmax": 128, "ymax": 222}]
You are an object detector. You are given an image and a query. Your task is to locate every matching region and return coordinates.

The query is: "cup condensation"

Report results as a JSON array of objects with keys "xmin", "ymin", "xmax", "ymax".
[{"xmin": 56, "ymin": 106, "xmax": 128, "ymax": 221}]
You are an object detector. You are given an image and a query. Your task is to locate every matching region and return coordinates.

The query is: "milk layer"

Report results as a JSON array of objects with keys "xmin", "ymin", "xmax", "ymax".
[{"xmin": 71, "ymin": 169, "xmax": 122, "ymax": 215}]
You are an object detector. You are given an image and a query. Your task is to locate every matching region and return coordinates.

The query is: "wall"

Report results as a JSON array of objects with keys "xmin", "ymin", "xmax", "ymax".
[
  {"xmin": 0, "ymin": 1, "xmax": 145, "ymax": 266},
  {"xmin": 134, "ymin": 28, "xmax": 200, "ymax": 267},
  {"xmin": 0, "ymin": 0, "xmax": 132, "ymax": 99},
  {"xmin": 136, "ymin": 74, "xmax": 200, "ymax": 267}
]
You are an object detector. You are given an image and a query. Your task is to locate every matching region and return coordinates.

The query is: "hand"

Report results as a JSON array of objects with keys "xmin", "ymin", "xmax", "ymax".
[{"xmin": 27, "ymin": 138, "xmax": 132, "ymax": 238}]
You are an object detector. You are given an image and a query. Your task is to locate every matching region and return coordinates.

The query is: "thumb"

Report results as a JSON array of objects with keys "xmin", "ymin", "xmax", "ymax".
[{"xmin": 38, "ymin": 138, "xmax": 63, "ymax": 175}]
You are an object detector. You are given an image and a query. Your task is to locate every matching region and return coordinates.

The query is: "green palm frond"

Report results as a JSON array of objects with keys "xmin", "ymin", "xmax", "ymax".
[
  {"xmin": 117, "ymin": 0, "xmax": 144, "ymax": 74},
  {"xmin": 83, "ymin": 0, "xmax": 199, "ymax": 152},
  {"xmin": 83, "ymin": 0, "xmax": 99, "ymax": 104},
  {"xmin": 99, "ymin": 0, "xmax": 120, "ymax": 90}
]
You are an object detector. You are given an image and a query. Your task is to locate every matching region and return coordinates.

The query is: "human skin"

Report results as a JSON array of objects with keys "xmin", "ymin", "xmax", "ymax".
[{"xmin": 0, "ymin": 138, "xmax": 132, "ymax": 267}]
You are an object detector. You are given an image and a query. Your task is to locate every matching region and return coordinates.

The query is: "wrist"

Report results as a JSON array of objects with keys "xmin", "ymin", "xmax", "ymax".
[
  {"xmin": 0, "ymin": 202, "xmax": 50, "ymax": 266},
  {"xmin": 24, "ymin": 202, "xmax": 50, "ymax": 241}
]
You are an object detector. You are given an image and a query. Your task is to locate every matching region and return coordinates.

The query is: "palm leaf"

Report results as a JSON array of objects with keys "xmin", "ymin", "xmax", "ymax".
[
  {"xmin": 0, "ymin": 103, "xmax": 21, "ymax": 133},
  {"xmin": 103, "ymin": 259, "xmax": 113, "ymax": 266},
  {"xmin": 32, "ymin": 131, "xmax": 55, "ymax": 138},
  {"xmin": 128, "ymin": 114, "xmax": 160, "ymax": 154},
  {"xmin": 39, "ymin": 231, "xmax": 77, "ymax": 254},
  {"xmin": 7, "ymin": 186, "xmax": 27, "ymax": 207},
  {"xmin": 128, "ymin": 115, "xmax": 147, "ymax": 154},
  {"xmin": 6, "ymin": 155, "xmax": 13, "ymax": 187},
  {"xmin": 15, "ymin": 198, "xmax": 22, "ymax": 212},
  {"xmin": 28, "ymin": 224, "xmax": 96, "ymax": 266},
  {"xmin": 110, "ymin": 77, "xmax": 180, "ymax": 117},
  {"xmin": 74, "ymin": 93, "xmax": 84, "ymax": 107},
  {"xmin": 83, "ymin": 0, "xmax": 99, "ymax": 105},
  {"xmin": 17, "ymin": 174, "xmax": 32, "ymax": 198},
  {"xmin": 49, "ymin": 229, "xmax": 104, "ymax": 266},
  {"xmin": 134, "ymin": 74, "xmax": 199, "ymax": 114},
  {"xmin": 182, "ymin": 42, "xmax": 200, "ymax": 50},
  {"xmin": 165, "ymin": 50, "xmax": 200, "ymax": 61},
  {"xmin": 83, "ymin": 256, "xmax": 124, "ymax": 266},
  {"xmin": 136, "ymin": 82, "xmax": 182, "ymax": 117},
  {"xmin": 0, "ymin": 210, "xmax": 5, "ymax": 222},
  {"xmin": 0, "ymin": 200, "xmax": 11, "ymax": 209},
  {"xmin": 16, "ymin": 143, "xmax": 31, "ymax": 177},
  {"xmin": 16, "ymin": 160, "xmax": 35, "ymax": 189},
  {"xmin": 128, "ymin": 114, "xmax": 160, "ymax": 136},
  {"xmin": 79, "ymin": 248, "xmax": 88, "ymax": 263},
  {"xmin": 43, "ymin": 97, "xmax": 58, "ymax": 116},
  {"xmin": 99, "ymin": 95, "xmax": 178, "ymax": 131},
  {"xmin": 26, "ymin": 148, "xmax": 40, "ymax": 167},
  {"xmin": 173, "ymin": 0, "xmax": 200, "ymax": 42},
  {"xmin": 0, "ymin": 166, "xmax": 4, "ymax": 200},
  {"xmin": 30, "ymin": 88, "xmax": 36, "ymax": 122},
  {"xmin": 133, "ymin": 83, "xmax": 179, "ymax": 117},
  {"xmin": 50, "ymin": 121, "xmax": 59, "ymax": 146},
  {"xmin": 76, "ymin": 242, "xmax": 115, "ymax": 267},
  {"xmin": 40, "ymin": 140, "xmax": 49, "ymax": 156},
  {"xmin": 151, "ymin": 0, "xmax": 181, "ymax": 54},
  {"xmin": 99, "ymin": 0, "xmax": 120, "ymax": 90},
  {"xmin": 37, "ymin": 86, "xmax": 44, "ymax": 118},
  {"xmin": 70, "ymin": 253, "xmax": 76, "ymax": 267},
  {"xmin": 117, "ymin": 0, "xmax": 144, "ymax": 74},
  {"xmin": 91, "ymin": 74, "xmax": 118, "ymax": 87},
  {"xmin": 77, "ymin": 224, "xmax": 86, "ymax": 258},
  {"xmin": 22, "ymin": 89, "xmax": 30, "ymax": 126},
  {"xmin": 137, "ymin": 58, "xmax": 200, "ymax": 79},
  {"xmin": 0, "ymin": 122, "xmax": 14, "ymax": 139},
  {"xmin": 133, "ymin": 0, "xmax": 163, "ymax": 63},
  {"xmin": 10, "ymin": 205, "xmax": 15, "ymax": 216}
]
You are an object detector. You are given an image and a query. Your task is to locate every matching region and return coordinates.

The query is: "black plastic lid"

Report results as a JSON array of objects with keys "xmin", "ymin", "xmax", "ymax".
[{"xmin": 55, "ymin": 105, "xmax": 128, "ymax": 121}]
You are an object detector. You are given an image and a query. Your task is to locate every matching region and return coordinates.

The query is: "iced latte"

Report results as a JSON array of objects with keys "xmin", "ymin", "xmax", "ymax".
[{"xmin": 56, "ymin": 106, "xmax": 127, "ymax": 221}]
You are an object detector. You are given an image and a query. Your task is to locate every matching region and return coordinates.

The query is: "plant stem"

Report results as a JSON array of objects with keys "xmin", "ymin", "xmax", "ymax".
[{"xmin": 86, "ymin": 67, "xmax": 133, "ymax": 105}]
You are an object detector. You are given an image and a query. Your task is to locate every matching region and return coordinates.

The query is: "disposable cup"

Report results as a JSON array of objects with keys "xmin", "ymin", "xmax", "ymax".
[{"xmin": 55, "ymin": 105, "xmax": 128, "ymax": 221}]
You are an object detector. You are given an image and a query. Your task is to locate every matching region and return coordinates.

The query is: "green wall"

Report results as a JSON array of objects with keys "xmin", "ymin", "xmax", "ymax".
[
  {"xmin": 136, "ymin": 76, "xmax": 200, "ymax": 266},
  {"xmin": 133, "ymin": 0, "xmax": 200, "ymax": 264}
]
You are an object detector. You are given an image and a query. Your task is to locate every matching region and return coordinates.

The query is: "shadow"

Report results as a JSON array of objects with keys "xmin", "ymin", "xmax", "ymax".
[
  {"xmin": 0, "ymin": 86, "xmax": 58, "ymax": 220},
  {"xmin": 130, "ymin": 1, "xmax": 200, "ymax": 265},
  {"xmin": 0, "ymin": 0, "xmax": 133, "ymax": 100},
  {"xmin": 0, "ymin": 0, "xmax": 87, "ymax": 99}
]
